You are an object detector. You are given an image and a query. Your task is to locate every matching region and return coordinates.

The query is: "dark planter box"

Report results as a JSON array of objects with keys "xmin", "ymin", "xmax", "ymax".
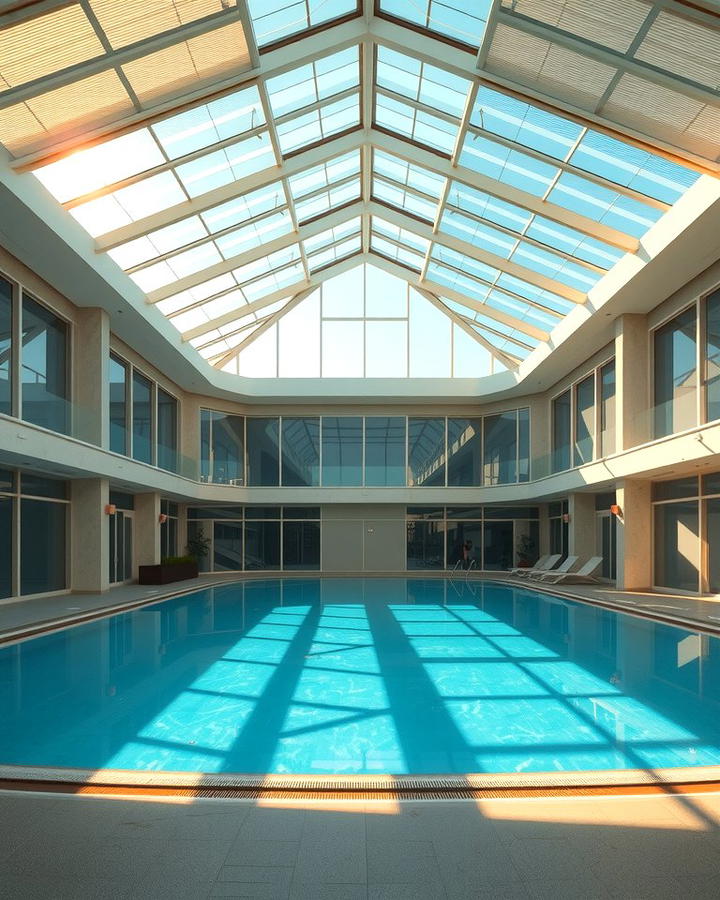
[{"xmin": 138, "ymin": 562, "xmax": 199, "ymax": 585}]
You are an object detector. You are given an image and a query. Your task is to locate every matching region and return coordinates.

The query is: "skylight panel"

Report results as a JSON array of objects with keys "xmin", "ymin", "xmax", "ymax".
[
  {"xmin": 440, "ymin": 212, "xmax": 516, "ymax": 259},
  {"xmin": 231, "ymin": 245, "xmax": 304, "ymax": 300},
  {"xmin": 372, "ymin": 151, "xmax": 445, "ymax": 221},
  {"xmin": 548, "ymin": 173, "xmax": 662, "ymax": 239},
  {"xmin": 509, "ymin": 244, "xmax": 599, "ymax": 293},
  {"xmin": 288, "ymin": 151, "xmax": 360, "ymax": 199},
  {"xmin": 496, "ymin": 273, "xmax": 574, "ymax": 317},
  {"xmin": 568, "ymin": 132, "xmax": 699, "ymax": 205},
  {"xmin": 447, "ymin": 183, "xmax": 531, "ymax": 233},
  {"xmin": 378, "ymin": 0, "xmax": 491, "ymax": 48},
  {"xmin": 214, "ymin": 210, "xmax": 294, "ymax": 259},
  {"xmin": 69, "ymin": 172, "xmax": 187, "ymax": 237},
  {"xmin": 524, "ymin": 218, "xmax": 624, "ymax": 270},
  {"xmin": 175, "ymin": 131, "xmax": 275, "ymax": 197},
  {"xmin": 34, "ymin": 129, "xmax": 165, "ymax": 203},
  {"xmin": 266, "ymin": 47, "xmax": 359, "ymax": 118},
  {"xmin": 109, "ymin": 216, "xmax": 209, "ymax": 270},
  {"xmin": 248, "ymin": 0, "xmax": 359, "ymax": 47},
  {"xmin": 305, "ymin": 219, "xmax": 362, "ymax": 270},
  {"xmin": 375, "ymin": 47, "xmax": 472, "ymax": 118},
  {"xmin": 376, "ymin": 94, "xmax": 458, "ymax": 155},
  {"xmin": 371, "ymin": 219, "xmax": 429, "ymax": 270},
  {"xmin": 201, "ymin": 182, "xmax": 287, "ymax": 233},
  {"xmin": 430, "ymin": 246, "xmax": 500, "ymax": 285},
  {"xmin": 151, "ymin": 85, "xmax": 265, "ymax": 159},
  {"xmin": 276, "ymin": 94, "xmax": 359, "ymax": 154},
  {"xmin": 304, "ymin": 217, "xmax": 361, "ymax": 254},
  {"xmin": 156, "ymin": 273, "xmax": 238, "ymax": 317},
  {"xmin": 460, "ymin": 136, "xmax": 559, "ymax": 197}
]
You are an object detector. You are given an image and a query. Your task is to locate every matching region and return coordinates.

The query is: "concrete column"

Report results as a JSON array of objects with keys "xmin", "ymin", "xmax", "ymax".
[
  {"xmin": 616, "ymin": 478, "xmax": 652, "ymax": 591},
  {"xmin": 568, "ymin": 492, "xmax": 596, "ymax": 560},
  {"xmin": 180, "ymin": 394, "xmax": 201, "ymax": 481},
  {"xmin": 70, "ymin": 478, "xmax": 109, "ymax": 592},
  {"xmin": 615, "ymin": 314, "xmax": 650, "ymax": 451},
  {"xmin": 528, "ymin": 394, "xmax": 550, "ymax": 478},
  {"xmin": 73, "ymin": 307, "xmax": 110, "ymax": 448},
  {"xmin": 134, "ymin": 492, "xmax": 161, "ymax": 575}
]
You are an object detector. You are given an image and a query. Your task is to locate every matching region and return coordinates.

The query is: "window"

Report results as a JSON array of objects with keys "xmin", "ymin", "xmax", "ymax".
[
  {"xmin": 281, "ymin": 417, "xmax": 320, "ymax": 486},
  {"xmin": 706, "ymin": 288, "xmax": 720, "ymax": 424},
  {"xmin": 132, "ymin": 371, "xmax": 153, "ymax": 464},
  {"xmin": 160, "ymin": 500, "xmax": 178, "ymax": 559},
  {"xmin": 0, "ymin": 277, "xmax": 12, "ymax": 417},
  {"xmin": 200, "ymin": 410, "xmax": 245, "ymax": 485},
  {"xmin": 408, "ymin": 418, "xmax": 445, "ymax": 487},
  {"xmin": 322, "ymin": 417, "xmax": 363, "ymax": 486},
  {"xmin": 654, "ymin": 306, "xmax": 697, "ymax": 438},
  {"xmin": 365, "ymin": 416, "xmax": 406, "ymax": 486},
  {"xmin": 600, "ymin": 360, "xmax": 616, "ymax": 457},
  {"xmin": 447, "ymin": 418, "xmax": 482, "ymax": 486},
  {"xmin": 246, "ymin": 418, "xmax": 280, "ymax": 486},
  {"xmin": 483, "ymin": 412, "xmax": 517, "ymax": 485},
  {"xmin": 21, "ymin": 294, "xmax": 68, "ymax": 434},
  {"xmin": 156, "ymin": 389, "xmax": 178, "ymax": 472},
  {"xmin": 109, "ymin": 354, "xmax": 128, "ymax": 455},
  {"xmin": 574, "ymin": 374, "xmax": 595, "ymax": 466},
  {"xmin": 552, "ymin": 391, "xmax": 571, "ymax": 473}
]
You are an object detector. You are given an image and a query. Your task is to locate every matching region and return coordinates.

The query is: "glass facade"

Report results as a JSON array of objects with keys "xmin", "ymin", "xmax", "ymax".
[
  {"xmin": 552, "ymin": 390, "xmax": 571, "ymax": 472},
  {"xmin": 281, "ymin": 417, "xmax": 320, "ymax": 486},
  {"xmin": 707, "ymin": 288, "xmax": 720, "ymax": 424},
  {"xmin": 322, "ymin": 417, "xmax": 363, "ymax": 486},
  {"xmin": 408, "ymin": 418, "xmax": 446, "ymax": 487},
  {"xmin": 109, "ymin": 354, "xmax": 128, "ymax": 455},
  {"xmin": 654, "ymin": 306, "xmax": 697, "ymax": 438},
  {"xmin": 365, "ymin": 416, "xmax": 406, "ymax": 486},
  {"xmin": 0, "ymin": 276, "xmax": 12, "ymax": 417},
  {"xmin": 600, "ymin": 360, "xmax": 616, "ymax": 457},
  {"xmin": 246, "ymin": 418, "xmax": 280, "ymax": 487},
  {"xmin": 574, "ymin": 374, "xmax": 595, "ymax": 466},
  {"xmin": 131, "ymin": 371, "xmax": 153, "ymax": 464},
  {"xmin": 156, "ymin": 389, "xmax": 178, "ymax": 473},
  {"xmin": 201, "ymin": 410, "xmax": 245, "ymax": 485},
  {"xmin": 484, "ymin": 412, "xmax": 517, "ymax": 485},
  {"xmin": 447, "ymin": 418, "xmax": 482, "ymax": 486},
  {"xmin": 0, "ymin": 470, "xmax": 68, "ymax": 598},
  {"xmin": 21, "ymin": 294, "xmax": 68, "ymax": 434}
]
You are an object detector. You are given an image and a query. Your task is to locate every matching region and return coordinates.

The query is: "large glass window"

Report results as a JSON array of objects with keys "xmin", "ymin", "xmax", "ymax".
[
  {"xmin": 365, "ymin": 416, "xmax": 406, "ymax": 486},
  {"xmin": 707, "ymin": 289, "xmax": 720, "ymax": 424},
  {"xmin": 109, "ymin": 354, "xmax": 128, "ymax": 455},
  {"xmin": 574, "ymin": 374, "xmax": 595, "ymax": 466},
  {"xmin": 283, "ymin": 521, "xmax": 320, "ymax": 570},
  {"xmin": 322, "ymin": 417, "xmax": 362, "ymax": 486},
  {"xmin": 447, "ymin": 418, "xmax": 481, "ymax": 486},
  {"xmin": 213, "ymin": 522, "xmax": 243, "ymax": 571},
  {"xmin": 132, "ymin": 371, "xmax": 153, "ymax": 464},
  {"xmin": 406, "ymin": 515, "xmax": 445, "ymax": 568},
  {"xmin": 157, "ymin": 388, "xmax": 178, "ymax": 472},
  {"xmin": 654, "ymin": 306, "xmax": 697, "ymax": 438},
  {"xmin": 707, "ymin": 498, "xmax": 720, "ymax": 594},
  {"xmin": 600, "ymin": 360, "xmax": 616, "ymax": 457},
  {"xmin": 446, "ymin": 521, "xmax": 482, "ymax": 568},
  {"xmin": 0, "ymin": 494, "xmax": 11, "ymax": 598},
  {"xmin": 483, "ymin": 520, "xmax": 514, "ymax": 570},
  {"xmin": 281, "ymin": 417, "xmax": 320, "ymax": 486},
  {"xmin": 518, "ymin": 407, "xmax": 530, "ymax": 482},
  {"xmin": 20, "ymin": 497, "xmax": 66, "ymax": 595},
  {"xmin": 246, "ymin": 418, "xmax": 280, "ymax": 486},
  {"xmin": 654, "ymin": 501, "xmax": 699, "ymax": 592},
  {"xmin": 483, "ymin": 412, "xmax": 517, "ymax": 485},
  {"xmin": 0, "ymin": 277, "xmax": 12, "ymax": 417},
  {"xmin": 244, "ymin": 520, "xmax": 281, "ymax": 569},
  {"xmin": 552, "ymin": 390, "xmax": 571, "ymax": 472},
  {"xmin": 408, "ymin": 418, "xmax": 445, "ymax": 487},
  {"xmin": 21, "ymin": 295, "xmax": 68, "ymax": 434},
  {"xmin": 211, "ymin": 412, "xmax": 244, "ymax": 485}
]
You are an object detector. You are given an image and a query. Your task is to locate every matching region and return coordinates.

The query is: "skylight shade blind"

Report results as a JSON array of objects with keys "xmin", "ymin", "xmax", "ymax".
[
  {"xmin": 0, "ymin": 5, "xmax": 105, "ymax": 88},
  {"xmin": 500, "ymin": 0, "xmax": 649, "ymax": 53},
  {"xmin": 633, "ymin": 12, "xmax": 720, "ymax": 89},
  {"xmin": 0, "ymin": 71, "xmax": 134, "ymax": 155},
  {"xmin": 487, "ymin": 25, "xmax": 616, "ymax": 111},
  {"xmin": 90, "ymin": 0, "xmax": 229, "ymax": 48},
  {"xmin": 122, "ymin": 21, "xmax": 251, "ymax": 105}
]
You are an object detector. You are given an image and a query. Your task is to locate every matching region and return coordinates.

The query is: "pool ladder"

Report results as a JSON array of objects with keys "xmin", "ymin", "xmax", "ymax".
[{"xmin": 465, "ymin": 559, "xmax": 477, "ymax": 582}]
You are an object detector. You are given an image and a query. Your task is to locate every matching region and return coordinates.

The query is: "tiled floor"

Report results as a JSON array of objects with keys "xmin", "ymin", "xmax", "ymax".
[{"xmin": 2, "ymin": 789, "xmax": 720, "ymax": 898}]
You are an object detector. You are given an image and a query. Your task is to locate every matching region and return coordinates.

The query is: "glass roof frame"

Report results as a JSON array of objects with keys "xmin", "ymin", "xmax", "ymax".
[{"xmin": 0, "ymin": 0, "xmax": 714, "ymax": 378}]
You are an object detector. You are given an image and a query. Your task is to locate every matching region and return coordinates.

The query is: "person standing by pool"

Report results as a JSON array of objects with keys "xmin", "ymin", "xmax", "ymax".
[{"xmin": 463, "ymin": 539, "xmax": 473, "ymax": 569}]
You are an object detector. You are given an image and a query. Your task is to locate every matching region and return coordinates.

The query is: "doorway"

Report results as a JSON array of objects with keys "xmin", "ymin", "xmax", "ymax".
[
  {"xmin": 596, "ymin": 511, "xmax": 617, "ymax": 581},
  {"xmin": 109, "ymin": 510, "xmax": 133, "ymax": 584}
]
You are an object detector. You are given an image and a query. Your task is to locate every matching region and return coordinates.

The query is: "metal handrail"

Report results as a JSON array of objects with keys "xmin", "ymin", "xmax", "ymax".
[{"xmin": 465, "ymin": 559, "xmax": 477, "ymax": 582}]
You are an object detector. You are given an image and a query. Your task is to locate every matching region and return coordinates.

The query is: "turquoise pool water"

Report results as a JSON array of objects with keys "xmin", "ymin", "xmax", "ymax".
[{"xmin": 2, "ymin": 579, "xmax": 720, "ymax": 775}]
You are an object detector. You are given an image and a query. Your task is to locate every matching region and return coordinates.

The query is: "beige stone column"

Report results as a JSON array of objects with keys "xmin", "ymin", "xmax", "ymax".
[
  {"xmin": 568, "ymin": 492, "xmax": 596, "ymax": 560},
  {"xmin": 73, "ymin": 307, "xmax": 110, "ymax": 448},
  {"xmin": 134, "ymin": 492, "xmax": 161, "ymax": 576},
  {"xmin": 70, "ymin": 478, "xmax": 109, "ymax": 592},
  {"xmin": 615, "ymin": 478, "xmax": 653, "ymax": 591},
  {"xmin": 615, "ymin": 314, "xmax": 650, "ymax": 451},
  {"xmin": 180, "ymin": 394, "xmax": 201, "ymax": 480}
]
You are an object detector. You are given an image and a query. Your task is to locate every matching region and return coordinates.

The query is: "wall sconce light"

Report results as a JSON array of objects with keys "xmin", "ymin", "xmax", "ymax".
[
  {"xmin": 105, "ymin": 504, "xmax": 116, "ymax": 516},
  {"xmin": 562, "ymin": 513, "xmax": 570, "ymax": 524},
  {"xmin": 610, "ymin": 504, "xmax": 622, "ymax": 517},
  {"xmin": 158, "ymin": 513, "xmax": 168, "ymax": 524}
]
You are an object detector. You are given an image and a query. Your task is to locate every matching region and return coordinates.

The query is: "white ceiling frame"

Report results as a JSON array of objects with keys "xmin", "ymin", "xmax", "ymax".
[{"xmin": 212, "ymin": 286, "xmax": 316, "ymax": 369}]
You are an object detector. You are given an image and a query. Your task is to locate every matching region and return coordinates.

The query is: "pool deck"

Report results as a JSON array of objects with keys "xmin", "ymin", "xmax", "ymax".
[
  {"xmin": 3, "ymin": 574, "xmax": 720, "ymax": 897},
  {"xmin": 2, "ymin": 572, "xmax": 720, "ymax": 640}
]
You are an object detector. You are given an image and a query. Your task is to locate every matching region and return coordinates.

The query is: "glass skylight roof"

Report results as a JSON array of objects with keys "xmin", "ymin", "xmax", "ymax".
[{"xmin": 0, "ymin": 0, "xmax": 710, "ymax": 380}]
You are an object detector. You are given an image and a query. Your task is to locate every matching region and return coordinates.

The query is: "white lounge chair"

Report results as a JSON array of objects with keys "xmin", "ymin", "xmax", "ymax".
[
  {"xmin": 508, "ymin": 554, "xmax": 550, "ymax": 576},
  {"xmin": 528, "ymin": 555, "xmax": 579, "ymax": 581},
  {"xmin": 514, "ymin": 554, "xmax": 561, "ymax": 578},
  {"xmin": 538, "ymin": 556, "xmax": 604, "ymax": 585}
]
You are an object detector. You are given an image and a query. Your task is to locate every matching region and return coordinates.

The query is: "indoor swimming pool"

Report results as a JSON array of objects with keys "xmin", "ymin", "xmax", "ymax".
[{"xmin": 2, "ymin": 579, "xmax": 720, "ymax": 776}]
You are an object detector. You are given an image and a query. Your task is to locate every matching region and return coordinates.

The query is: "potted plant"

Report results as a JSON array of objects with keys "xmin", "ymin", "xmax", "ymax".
[
  {"xmin": 138, "ymin": 534, "xmax": 209, "ymax": 585},
  {"xmin": 515, "ymin": 533, "xmax": 537, "ymax": 569}
]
